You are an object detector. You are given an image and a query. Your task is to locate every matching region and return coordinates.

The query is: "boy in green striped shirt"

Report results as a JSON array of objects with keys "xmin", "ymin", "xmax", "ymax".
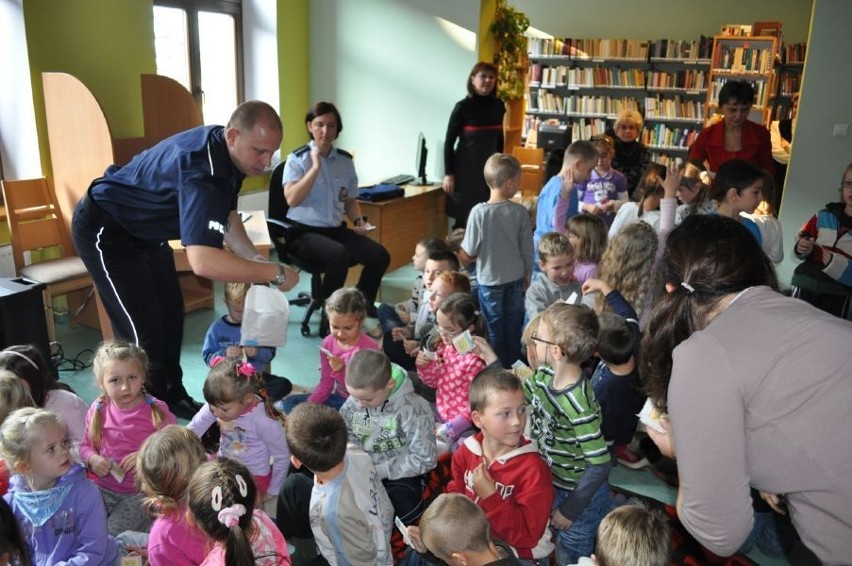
[{"xmin": 523, "ymin": 302, "xmax": 613, "ymax": 564}]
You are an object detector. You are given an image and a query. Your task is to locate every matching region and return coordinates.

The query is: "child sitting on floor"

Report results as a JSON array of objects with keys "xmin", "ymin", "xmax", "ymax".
[
  {"xmin": 416, "ymin": 293, "xmax": 487, "ymax": 452},
  {"xmin": 202, "ymin": 282, "xmax": 294, "ymax": 402},
  {"xmin": 281, "ymin": 287, "xmax": 379, "ymax": 413},
  {"xmin": 277, "ymin": 404, "xmax": 394, "ymax": 565},
  {"xmin": 339, "ymin": 349, "xmax": 436, "ymax": 524},
  {"xmin": 581, "ymin": 279, "xmax": 645, "ymax": 469},
  {"xmin": 376, "ymin": 238, "xmax": 449, "ymax": 334},
  {"xmin": 414, "ymin": 493, "xmax": 520, "ymax": 565},
  {"xmin": 448, "ymin": 368, "xmax": 554, "ymax": 561}
]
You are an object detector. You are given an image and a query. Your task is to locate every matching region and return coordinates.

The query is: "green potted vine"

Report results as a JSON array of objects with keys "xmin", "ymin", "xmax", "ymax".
[{"xmin": 490, "ymin": 0, "xmax": 530, "ymax": 102}]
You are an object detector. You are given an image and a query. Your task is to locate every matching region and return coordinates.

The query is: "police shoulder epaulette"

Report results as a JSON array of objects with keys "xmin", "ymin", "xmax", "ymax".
[
  {"xmin": 293, "ymin": 144, "xmax": 311, "ymax": 157},
  {"xmin": 335, "ymin": 148, "xmax": 353, "ymax": 159}
]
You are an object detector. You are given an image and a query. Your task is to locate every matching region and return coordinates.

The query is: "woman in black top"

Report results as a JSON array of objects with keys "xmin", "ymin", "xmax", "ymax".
[{"xmin": 442, "ymin": 62, "xmax": 505, "ymax": 229}]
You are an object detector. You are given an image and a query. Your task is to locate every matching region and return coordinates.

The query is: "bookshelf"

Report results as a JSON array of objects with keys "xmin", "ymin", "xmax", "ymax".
[
  {"xmin": 524, "ymin": 37, "xmax": 712, "ymax": 163},
  {"xmin": 705, "ymin": 34, "xmax": 779, "ymax": 126},
  {"xmin": 644, "ymin": 38, "xmax": 712, "ymax": 162},
  {"xmin": 772, "ymin": 41, "xmax": 805, "ymax": 121}
]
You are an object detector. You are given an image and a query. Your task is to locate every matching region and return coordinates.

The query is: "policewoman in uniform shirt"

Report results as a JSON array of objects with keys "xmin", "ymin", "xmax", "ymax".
[
  {"xmin": 281, "ymin": 101, "xmax": 390, "ymax": 317},
  {"xmin": 72, "ymin": 101, "xmax": 298, "ymax": 419}
]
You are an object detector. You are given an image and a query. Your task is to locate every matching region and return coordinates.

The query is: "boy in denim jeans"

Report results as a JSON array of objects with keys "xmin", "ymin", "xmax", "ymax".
[
  {"xmin": 461, "ymin": 153, "xmax": 534, "ymax": 366},
  {"xmin": 523, "ymin": 302, "xmax": 613, "ymax": 564}
]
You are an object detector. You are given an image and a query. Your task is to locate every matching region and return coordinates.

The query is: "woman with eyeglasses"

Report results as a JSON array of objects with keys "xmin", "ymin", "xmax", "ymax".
[
  {"xmin": 791, "ymin": 163, "xmax": 852, "ymax": 318},
  {"xmin": 687, "ymin": 81, "xmax": 775, "ymax": 175},
  {"xmin": 642, "ymin": 214, "xmax": 852, "ymax": 565}
]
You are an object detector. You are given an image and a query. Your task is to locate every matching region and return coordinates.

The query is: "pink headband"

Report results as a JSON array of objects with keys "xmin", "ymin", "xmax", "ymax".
[{"xmin": 0, "ymin": 349, "xmax": 38, "ymax": 370}]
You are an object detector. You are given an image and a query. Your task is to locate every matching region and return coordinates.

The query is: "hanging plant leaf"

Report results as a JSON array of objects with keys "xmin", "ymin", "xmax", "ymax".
[{"xmin": 490, "ymin": 0, "xmax": 530, "ymax": 102}]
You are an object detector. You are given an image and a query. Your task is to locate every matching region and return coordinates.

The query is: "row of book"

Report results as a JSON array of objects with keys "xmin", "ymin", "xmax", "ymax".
[
  {"xmin": 526, "ymin": 92, "xmax": 707, "ymax": 123},
  {"xmin": 708, "ymin": 77, "xmax": 769, "ymax": 106},
  {"xmin": 770, "ymin": 101, "xmax": 797, "ymax": 121},
  {"xmin": 777, "ymin": 74, "xmax": 801, "ymax": 97},
  {"xmin": 527, "ymin": 92, "xmax": 641, "ymax": 116},
  {"xmin": 646, "ymin": 70, "xmax": 707, "ymax": 92},
  {"xmin": 648, "ymin": 153, "xmax": 685, "ymax": 167},
  {"xmin": 520, "ymin": 115, "xmax": 697, "ymax": 161},
  {"xmin": 641, "ymin": 123, "xmax": 701, "ymax": 150},
  {"xmin": 529, "ymin": 67, "xmax": 708, "ymax": 93},
  {"xmin": 528, "ymin": 38, "xmax": 650, "ymax": 59},
  {"xmin": 521, "ymin": 115, "xmax": 609, "ymax": 143},
  {"xmin": 648, "ymin": 38, "xmax": 713, "ymax": 61},
  {"xmin": 713, "ymin": 46, "xmax": 774, "ymax": 74},
  {"xmin": 529, "ymin": 65, "xmax": 647, "ymax": 89},
  {"xmin": 782, "ymin": 42, "xmax": 806, "ymax": 65},
  {"xmin": 644, "ymin": 96, "xmax": 706, "ymax": 122}
]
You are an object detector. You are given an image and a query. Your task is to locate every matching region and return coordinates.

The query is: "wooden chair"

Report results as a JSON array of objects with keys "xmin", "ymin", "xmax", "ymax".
[
  {"xmin": 512, "ymin": 146, "xmax": 545, "ymax": 197},
  {"xmin": 1, "ymin": 177, "xmax": 94, "ymax": 342}
]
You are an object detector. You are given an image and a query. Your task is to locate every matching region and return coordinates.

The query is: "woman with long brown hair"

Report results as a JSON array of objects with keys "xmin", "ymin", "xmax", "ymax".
[{"xmin": 641, "ymin": 214, "xmax": 852, "ymax": 564}]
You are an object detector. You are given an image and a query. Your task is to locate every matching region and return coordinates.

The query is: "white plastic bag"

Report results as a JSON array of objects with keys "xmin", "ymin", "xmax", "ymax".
[{"xmin": 240, "ymin": 285, "xmax": 290, "ymax": 348}]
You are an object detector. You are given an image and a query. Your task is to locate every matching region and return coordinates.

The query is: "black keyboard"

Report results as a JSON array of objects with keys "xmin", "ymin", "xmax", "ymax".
[{"xmin": 380, "ymin": 173, "xmax": 415, "ymax": 186}]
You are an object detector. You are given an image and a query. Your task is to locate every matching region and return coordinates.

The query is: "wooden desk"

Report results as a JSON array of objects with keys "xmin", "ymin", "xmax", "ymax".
[
  {"xmin": 93, "ymin": 211, "xmax": 271, "ymax": 339},
  {"xmin": 358, "ymin": 184, "xmax": 446, "ymax": 271}
]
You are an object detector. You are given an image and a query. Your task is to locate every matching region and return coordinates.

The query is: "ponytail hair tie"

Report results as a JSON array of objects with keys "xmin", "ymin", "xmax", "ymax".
[
  {"xmin": 680, "ymin": 281, "xmax": 695, "ymax": 294},
  {"xmin": 209, "ymin": 355, "xmax": 227, "ymax": 367},
  {"xmin": 217, "ymin": 504, "xmax": 246, "ymax": 528},
  {"xmin": 145, "ymin": 394, "xmax": 155, "ymax": 406},
  {"xmin": 237, "ymin": 362, "xmax": 256, "ymax": 378}
]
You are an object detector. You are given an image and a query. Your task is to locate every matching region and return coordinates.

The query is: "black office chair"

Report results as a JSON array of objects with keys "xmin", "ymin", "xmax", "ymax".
[{"xmin": 267, "ymin": 161, "xmax": 327, "ymax": 337}]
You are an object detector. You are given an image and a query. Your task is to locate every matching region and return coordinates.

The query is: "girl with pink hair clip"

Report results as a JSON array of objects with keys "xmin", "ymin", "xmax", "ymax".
[{"xmin": 187, "ymin": 358, "xmax": 289, "ymax": 517}]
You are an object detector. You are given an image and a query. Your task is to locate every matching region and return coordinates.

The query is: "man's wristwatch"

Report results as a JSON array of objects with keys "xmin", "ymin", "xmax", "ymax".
[{"xmin": 270, "ymin": 263, "xmax": 288, "ymax": 286}]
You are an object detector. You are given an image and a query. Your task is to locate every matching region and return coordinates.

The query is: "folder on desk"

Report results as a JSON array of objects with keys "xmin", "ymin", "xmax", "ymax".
[{"xmin": 358, "ymin": 184, "xmax": 405, "ymax": 202}]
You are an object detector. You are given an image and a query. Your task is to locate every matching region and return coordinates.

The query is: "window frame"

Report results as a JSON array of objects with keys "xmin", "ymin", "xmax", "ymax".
[{"xmin": 153, "ymin": 0, "xmax": 245, "ymax": 110}]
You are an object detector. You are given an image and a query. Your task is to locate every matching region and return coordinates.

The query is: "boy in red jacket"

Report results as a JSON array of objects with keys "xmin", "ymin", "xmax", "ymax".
[{"xmin": 448, "ymin": 368, "xmax": 554, "ymax": 561}]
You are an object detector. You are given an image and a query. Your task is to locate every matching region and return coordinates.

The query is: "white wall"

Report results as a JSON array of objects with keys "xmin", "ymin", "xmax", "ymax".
[
  {"xmin": 514, "ymin": 0, "xmax": 811, "ymax": 44},
  {"xmin": 308, "ymin": 0, "xmax": 479, "ymax": 184},
  {"xmin": 776, "ymin": 0, "xmax": 852, "ymax": 284},
  {"xmin": 0, "ymin": 0, "xmax": 42, "ymax": 179}
]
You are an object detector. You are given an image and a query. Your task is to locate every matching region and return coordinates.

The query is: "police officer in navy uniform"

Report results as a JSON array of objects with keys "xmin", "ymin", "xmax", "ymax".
[
  {"xmin": 280, "ymin": 101, "xmax": 390, "ymax": 318},
  {"xmin": 72, "ymin": 101, "xmax": 299, "ymax": 419}
]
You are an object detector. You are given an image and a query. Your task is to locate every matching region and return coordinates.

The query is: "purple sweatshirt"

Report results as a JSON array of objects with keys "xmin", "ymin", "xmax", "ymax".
[{"xmin": 4, "ymin": 464, "xmax": 118, "ymax": 565}]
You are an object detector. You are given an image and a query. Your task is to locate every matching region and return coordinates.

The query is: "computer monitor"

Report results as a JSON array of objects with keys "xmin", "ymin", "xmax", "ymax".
[{"xmin": 414, "ymin": 132, "xmax": 429, "ymax": 185}]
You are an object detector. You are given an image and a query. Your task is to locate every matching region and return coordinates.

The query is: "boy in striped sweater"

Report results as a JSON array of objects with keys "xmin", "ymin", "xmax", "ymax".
[{"xmin": 523, "ymin": 302, "xmax": 613, "ymax": 564}]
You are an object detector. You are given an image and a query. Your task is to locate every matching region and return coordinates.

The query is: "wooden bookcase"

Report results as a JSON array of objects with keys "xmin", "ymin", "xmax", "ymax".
[
  {"xmin": 523, "ymin": 36, "xmax": 712, "ymax": 163},
  {"xmin": 705, "ymin": 34, "xmax": 779, "ymax": 126},
  {"xmin": 772, "ymin": 41, "xmax": 805, "ymax": 121},
  {"xmin": 644, "ymin": 38, "xmax": 712, "ymax": 162}
]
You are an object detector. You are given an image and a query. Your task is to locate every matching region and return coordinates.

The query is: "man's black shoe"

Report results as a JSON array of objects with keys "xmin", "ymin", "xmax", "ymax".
[{"xmin": 169, "ymin": 396, "xmax": 203, "ymax": 420}]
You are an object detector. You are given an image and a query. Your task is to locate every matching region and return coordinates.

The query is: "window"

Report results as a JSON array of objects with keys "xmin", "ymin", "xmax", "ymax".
[{"xmin": 154, "ymin": 0, "xmax": 243, "ymax": 125}]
